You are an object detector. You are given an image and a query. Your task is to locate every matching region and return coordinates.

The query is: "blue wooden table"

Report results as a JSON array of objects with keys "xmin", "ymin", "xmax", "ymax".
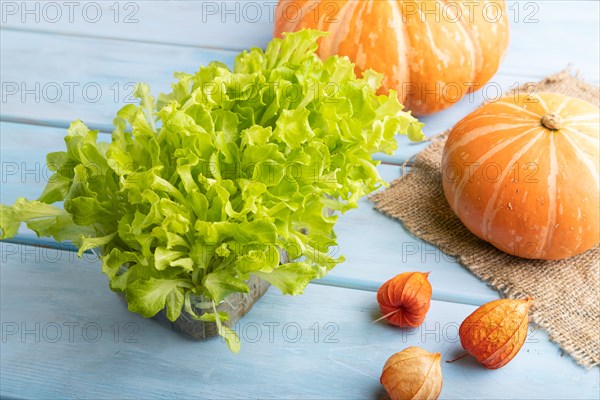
[{"xmin": 1, "ymin": 1, "xmax": 599, "ymax": 398}]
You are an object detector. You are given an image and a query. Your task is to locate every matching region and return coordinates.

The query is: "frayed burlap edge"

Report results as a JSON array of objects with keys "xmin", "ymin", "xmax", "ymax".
[{"xmin": 371, "ymin": 70, "xmax": 600, "ymax": 368}]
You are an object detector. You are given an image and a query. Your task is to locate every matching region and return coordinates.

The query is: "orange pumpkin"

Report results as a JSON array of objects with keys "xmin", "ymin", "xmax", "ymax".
[
  {"xmin": 442, "ymin": 93, "xmax": 600, "ymax": 260},
  {"xmin": 274, "ymin": 0, "xmax": 510, "ymax": 115}
]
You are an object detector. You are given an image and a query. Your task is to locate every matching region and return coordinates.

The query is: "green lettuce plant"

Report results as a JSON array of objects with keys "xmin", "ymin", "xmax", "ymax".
[{"xmin": 0, "ymin": 30, "xmax": 423, "ymax": 350}]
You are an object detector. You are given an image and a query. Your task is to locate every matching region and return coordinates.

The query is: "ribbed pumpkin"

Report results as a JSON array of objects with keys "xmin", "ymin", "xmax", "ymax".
[
  {"xmin": 442, "ymin": 93, "xmax": 600, "ymax": 260},
  {"xmin": 274, "ymin": 0, "xmax": 510, "ymax": 115}
]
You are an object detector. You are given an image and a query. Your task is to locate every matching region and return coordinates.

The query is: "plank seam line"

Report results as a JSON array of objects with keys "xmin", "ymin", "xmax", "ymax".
[
  {"xmin": 0, "ymin": 115, "xmax": 113, "ymax": 134},
  {"xmin": 1, "ymin": 26, "xmax": 248, "ymax": 54},
  {"xmin": 0, "ymin": 239, "xmax": 493, "ymax": 305}
]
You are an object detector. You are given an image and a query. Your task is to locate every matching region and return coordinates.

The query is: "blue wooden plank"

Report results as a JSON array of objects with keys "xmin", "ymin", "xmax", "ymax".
[
  {"xmin": 1, "ymin": 243, "xmax": 598, "ymax": 399},
  {"xmin": 0, "ymin": 1, "xmax": 275, "ymax": 52},
  {"xmin": 503, "ymin": 0, "xmax": 599, "ymax": 82},
  {"xmin": 1, "ymin": 235, "xmax": 78, "ymax": 253},
  {"xmin": 0, "ymin": 121, "xmax": 499, "ymax": 305},
  {"xmin": 1, "ymin": 0, "xmax": 598, "ymax": 81},
  {"xmin": 1, "ymin": 123, "xmax": 68, "ymax": 203},
  {"xmin": 0, "ymin": 30, "xmax": 236, "ymax": 133}
]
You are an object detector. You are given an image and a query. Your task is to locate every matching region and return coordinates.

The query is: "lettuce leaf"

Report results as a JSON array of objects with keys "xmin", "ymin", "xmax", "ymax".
[{"xmin": 0, "ymin": 30, "xmax": 423, "ymax": 350}]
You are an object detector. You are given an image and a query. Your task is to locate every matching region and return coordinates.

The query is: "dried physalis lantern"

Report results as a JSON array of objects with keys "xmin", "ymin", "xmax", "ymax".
[
  {"xmin": 451, "ymin": 298, "xmax": 532, "ymax": 369},
  {"xmin": 376, "ymin": 272, "xmax": 432, "ymax": 327},
  {"xmin": 381, "ymin": 347, "xmax": 442, "ymax": 400}
]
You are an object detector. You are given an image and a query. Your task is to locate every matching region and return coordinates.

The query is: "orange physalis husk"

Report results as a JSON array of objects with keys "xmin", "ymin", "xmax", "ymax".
[
  {"xmin": 376, "ymin": 272, "xmax": 432, "ymax": 327},
  {"xmin": 458, "ymin": 298, "xmax": 532, "ymax": 369},
  {"xmin": 380, "ymin": 347, "xmax": 442, "ymax": 400}
]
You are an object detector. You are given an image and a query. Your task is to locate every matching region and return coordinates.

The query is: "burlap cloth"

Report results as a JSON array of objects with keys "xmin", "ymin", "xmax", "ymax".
[{"xmin": 371, "ymin": 71, "xmax": 600, "ymax": 368}]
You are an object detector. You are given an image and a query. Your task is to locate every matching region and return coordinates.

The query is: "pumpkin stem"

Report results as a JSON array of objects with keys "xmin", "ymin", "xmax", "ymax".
[
  {"xmin": 541, "ymin": 113, "xmax": 562, "ymax": 130},
  {"xmin": 446, "ymin": 353, "xmax": 469, "ymax": 364}
]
